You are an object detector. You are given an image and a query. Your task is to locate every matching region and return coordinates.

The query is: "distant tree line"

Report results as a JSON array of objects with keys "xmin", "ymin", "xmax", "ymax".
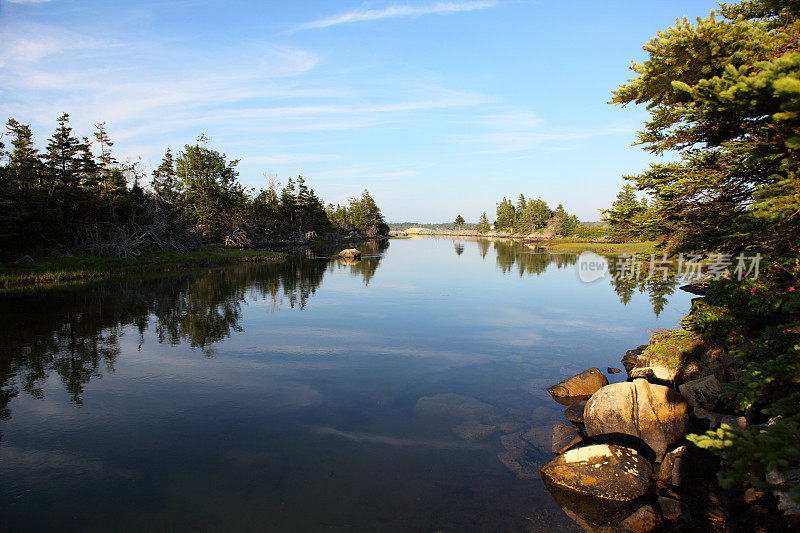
[
  {"xmin": 491, "ymin": 194, "xmax": 580, "ymax": 236},
  {"xmin": 0, "ymin": 114, "xmax": 388, "ymax": 258}
]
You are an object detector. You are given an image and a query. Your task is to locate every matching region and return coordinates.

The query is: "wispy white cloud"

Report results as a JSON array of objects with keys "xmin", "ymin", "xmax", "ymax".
[
  {"xmin": 292, "ymin": 1, "xmax": 497, "ymax": 32},
  {"xmin": 458, "ymin": 109, "xmax": 638, "ymax": 153},
  {"xmin": 6, "ymin": 0, "xmax": 52, "ymax": 4}
]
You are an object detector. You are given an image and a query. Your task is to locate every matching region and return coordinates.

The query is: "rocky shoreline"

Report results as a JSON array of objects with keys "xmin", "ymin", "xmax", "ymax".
[{"xmin": 537, "ymin": 340, "xmax": 797, "ymax": 532}]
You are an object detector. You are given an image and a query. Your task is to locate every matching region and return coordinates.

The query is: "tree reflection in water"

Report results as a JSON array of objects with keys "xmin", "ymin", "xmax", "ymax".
[
  {"xmin": 0, "ymin": 242, "xmax": 389, "ymax": 431},
  {"xmin": 0, "ymin": 238, "xmax": 681, "ymax": 438},
  {"xmin": 471, "ymin": 238, "xmax": 682, "ymax": 316}
]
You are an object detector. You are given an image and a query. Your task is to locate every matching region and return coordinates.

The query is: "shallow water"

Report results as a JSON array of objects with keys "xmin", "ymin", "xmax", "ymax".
[{"xmin": 0, "ymin": 237, "xmax": 691, "ymax": 531}]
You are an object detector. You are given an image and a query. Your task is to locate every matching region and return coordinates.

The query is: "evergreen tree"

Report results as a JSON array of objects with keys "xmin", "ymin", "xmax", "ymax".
[
  {"xmin": 477, "ymin": 211, "xmax": 490, "ymax": 232},
  {"xmin": 77, "ymin": 137, "xmax": 99, "ymax": 190},
  {"xmin": 527, "ymin": 197, "xmax": 551, "ymax": 229},
  {"xmin": 152, "ymin": 148, "xmax": 182, "ymax": 204},
  {"xmin": 610, "ymin": 1, "xmax": 800, "ymax": 255},
  {"xmin": 454, "ymin": 214, "xmax": 465, "ymax": 227},
  {"xmin": 93, "ymin": 122, "xmax": 117, "ymax": 196},
  {"xmin": 5, "ymin": 119, "xmax": 41, "ymax": 188},
  {"xmin": 601, "ymin": 185, "xmax": 646, "ymax": 241},
  {"xmin": 515, "ymin": 194, "xmax": 530, "ymax": 232},
  {"xmin": 45, "ymin": 113, "xmax": 80, "ymax": 187},
  {"xmin": 495, "ymin": 197, "xmax": 515, "ymax": 231},
  {"xmin": 175, "ymin": 136, "xmax": 243, "ymax": 240}
]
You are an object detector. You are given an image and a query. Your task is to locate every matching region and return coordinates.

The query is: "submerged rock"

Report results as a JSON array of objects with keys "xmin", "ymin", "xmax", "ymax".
[
  {"xmin": 520, "ymin": 425, "xmax": 552, "ymax": 453},
  {"xmin": 584, "ymin": 379, "xmax": 688, "ymax": 461},
  {"xmin": 563, "ymin": 399, "xmax": 587, "ymax": 427},
  {"xmin": 452, "ymin": 420, "xmax": 499, "ymax": 442},
  {"xmin": 540, "ymin": 444, "xmax": 653, "ymax": 503},
  {"xmin": 551, "ymin": 423, "xmax": 583, "ymax": 455},
  {"xmin": 414, "ymin": 393, "xmax": 500, "ymax": 422},
  {"xmin": 498, "ymin": 431, "xmax": 542, "ymax": 480},
  {"xmin": 546, "ymin": 368, "xmax": 609, "ymax": 405}
]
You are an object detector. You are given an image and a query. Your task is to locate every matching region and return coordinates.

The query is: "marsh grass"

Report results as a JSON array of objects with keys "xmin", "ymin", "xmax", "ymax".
[
  {"xmin": 547, "ymin": 240, "xmax": 657, "ymax": 254},
  {"xmin": 0, "ymin": 249, "xmax": 287, "ymax": 289}
]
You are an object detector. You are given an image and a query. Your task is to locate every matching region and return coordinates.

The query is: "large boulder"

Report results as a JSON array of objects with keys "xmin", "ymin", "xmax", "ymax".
[
  {"xmin": 541, "ymin": 444, "xmax": 653, "ymax": 502},
  {"xmin": 546, "ymin": 368, "xmax": 609, "ymax": 405},
  {"xmin": 584, "ymin": 379, "xmax": 689, "ymax": 461}
]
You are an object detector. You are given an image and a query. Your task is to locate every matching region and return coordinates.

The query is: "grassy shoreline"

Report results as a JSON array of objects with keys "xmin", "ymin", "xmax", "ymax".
[
  {"xmin": 547, "ymin": 240, "xmax": 657, "ymax": 254},
  {"xmin": 0, "ymin": 249, "xmax": 288, "ymax": 289}
]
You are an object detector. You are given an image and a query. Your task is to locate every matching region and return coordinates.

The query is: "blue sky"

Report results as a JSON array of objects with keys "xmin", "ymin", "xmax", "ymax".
[{"xmin": 0, "ymin": 0, "xmax": 718, "ymax": 222}]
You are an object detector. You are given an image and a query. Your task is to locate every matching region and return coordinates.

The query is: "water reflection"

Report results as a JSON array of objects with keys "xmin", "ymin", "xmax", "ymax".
[
  {"xmin": 329, "ymin": 238, "xmax": 388, "ymax": 285},
  {"xmin": 464, "ymin": 239, "xmax": 682, "ymax": 316},
  {"xmin": 0, "ymin": 237, "xmax": 693, "ymax": 530},
  {"xmin": 0, "ymin": 242, "xmax": 388, "ymax": 424}
]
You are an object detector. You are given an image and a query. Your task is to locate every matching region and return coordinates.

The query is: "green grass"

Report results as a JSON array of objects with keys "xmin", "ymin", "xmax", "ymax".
[
  {"xmin": 547, "ymin": 240, "xmax": 658, "ymax": 254},
  {"xmin": 0, "ymin": 249, "xmax": 287, "ymax": 289},
  {"xmin": 640, "ymin": 328, "xmax": 726, "ymax": 380}
]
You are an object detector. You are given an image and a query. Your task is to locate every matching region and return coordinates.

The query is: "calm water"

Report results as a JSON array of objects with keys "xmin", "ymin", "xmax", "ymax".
[{"xmin": 0, "ymin": 238, "xmax": 691, "ymax": 532}]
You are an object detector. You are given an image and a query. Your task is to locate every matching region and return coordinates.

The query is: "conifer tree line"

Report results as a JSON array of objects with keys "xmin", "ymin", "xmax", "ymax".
[
  {"xmin": 603, "ymin": 0, "xmax": 800, "ymax": 505},
  {"xmin": 489, "ymin": 194, "xmax": 580, "ymax": 236},
  {"xmin": 600, "ymin": 185, "xmax": 664, "ymax": 242},
  {"xmin": 0, "ymin": 114, "xmax": 388, "ymax": 257}
]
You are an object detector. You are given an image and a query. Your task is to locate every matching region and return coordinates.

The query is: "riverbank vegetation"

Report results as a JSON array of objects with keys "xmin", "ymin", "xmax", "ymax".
[
  {"xmin": 546, "ymin": 240, "xmax": 655, "ymax": 255},
  {"xmin": 0, "ymin": 249, "xmax": 287, "ymax": 289},
  {"xmin": 608, "ymin": 0, "xmax": 800, "ymax": 508},
  {"xmin": 0, "ymin": 117, "xmax": 389, "ymax": 261},
  {"xmin": 493, "ymin": 195, "xmax": 580, "ymax": 236}
]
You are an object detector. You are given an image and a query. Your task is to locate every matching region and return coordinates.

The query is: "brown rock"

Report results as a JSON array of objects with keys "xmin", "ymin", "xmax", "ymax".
[
  {"xmin": 584, "ymin": 379, "xmax": 689, "ymax": 461},
  {"xmin": 658, "ymin": 496, "xmax": 689, "ymax": 522},
  {"xmin": 621, "ymin": 345, "xmax": 648, "ymax": 373},
  {"xmin": 679, "ymin": 375, "xmax": 721, "ymax": 411},
  {"xmin": 337, "ymin": 248, "xmax": 361, "ymax": 259},
  {"xmin": 564, "ymin": 399, "xmax": 587, "ymax": 426},
  {"xmin": 657, "ymin": 445, "xmax": 687, "ymax": 488},
  {"xmin": 521, "ymin": 425, "xmax": 552, "ymax": 453},
  {"xmin": 766, "ymin": 468, "xmax": 800, "ymax": 516},
  {"xmin": 546, "ymin": 368, "xmax": 609, "ymax": 405},
  {"xmin": 693, "ymin": 406, "xmax": 748, "ymax": 431},
  {"xmin": 680, "ymin": 282, "xmax": 710, "ymax": 296},
  {"xmin": 551, "ymin": 423, "xmax": 583, "ymax": 455},
  {"xmin": 629, "ymin": 365, "xmax": 678, "ymax": 385},
  {"xmin": 607, "ymin": 367, "xmax": 622, "ymax": 374},
  {"xmin": 540, "ymin": 444, "xmax": 653, "ymax": 503},
  {"xmin": 618, "ymin": 503, "xmax": 663, "ymax": 533}
]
